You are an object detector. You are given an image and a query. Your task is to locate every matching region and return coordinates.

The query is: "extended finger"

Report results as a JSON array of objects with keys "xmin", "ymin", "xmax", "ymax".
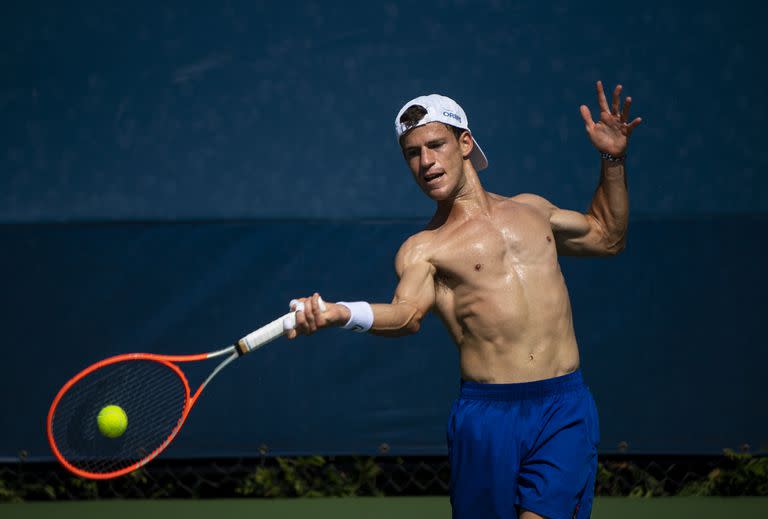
[
  {"xmin": 293, "ymin": 303, "xmax": 310, "ymax": 335},
  {"xmin": 621, "ymin": 96, "xmax": 632, "ymax": 123},
  {"xmin": 312, "ymin": 293, "xmax": 326, "ymax": 327},
  {"xmin": 612, "ymin": 84, "xmax": 622, "ymax": 115},
  {"xmin": 596, "ymin": 81, "xmax": 610, "ymax": 113},
  {"xmin": 579, "ymin": 105, "xmax": 595, "ymax": 130},
  {"xmin": 627, "ymin": 117, "xmax": 642, "ymax": 130},
  {"xmin": 304, "ymin": 295, "xmax": 317, "ymax": 332}
]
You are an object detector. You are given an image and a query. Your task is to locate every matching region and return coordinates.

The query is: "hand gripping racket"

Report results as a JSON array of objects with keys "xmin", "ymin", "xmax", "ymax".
[{"xmin": 47, "ymin": 299, "xmax": 324, "ymax": 479}]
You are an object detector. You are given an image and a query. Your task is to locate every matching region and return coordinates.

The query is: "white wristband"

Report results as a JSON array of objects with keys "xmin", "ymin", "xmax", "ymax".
[{"xmin": 337, "ymin": 301, "xmax": 374, "ymax": 333}]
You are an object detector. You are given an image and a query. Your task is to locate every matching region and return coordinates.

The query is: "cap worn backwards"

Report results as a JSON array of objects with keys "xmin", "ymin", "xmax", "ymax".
[{"xmin": 394, "ymin": 94, "xmax": 488, "ymax": 172}]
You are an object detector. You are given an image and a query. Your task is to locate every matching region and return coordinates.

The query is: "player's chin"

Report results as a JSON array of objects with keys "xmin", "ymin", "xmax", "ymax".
[{"xmin": 421, "ymin": 185, "xmax": 453, "ymax": 201}]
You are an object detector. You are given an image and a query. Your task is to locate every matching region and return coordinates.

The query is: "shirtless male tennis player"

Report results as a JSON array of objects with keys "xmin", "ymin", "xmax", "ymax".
[{"xmin": 288, "ymin": 81, "xmax": 641, "ymax": 519}]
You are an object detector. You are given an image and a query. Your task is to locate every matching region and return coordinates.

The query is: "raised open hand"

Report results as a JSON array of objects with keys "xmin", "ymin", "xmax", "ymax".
[{"xmin": 579, "ymin": 81, "xmax": 642, "ymax": 157}]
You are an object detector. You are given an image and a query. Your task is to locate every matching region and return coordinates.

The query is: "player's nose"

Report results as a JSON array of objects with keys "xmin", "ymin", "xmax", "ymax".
[{"xmin": 420, "ymin": 147, "xmax": 435, "ymax": 168}]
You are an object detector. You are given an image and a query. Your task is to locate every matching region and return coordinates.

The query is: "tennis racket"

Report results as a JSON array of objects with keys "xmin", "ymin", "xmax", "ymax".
[{"xmin": 47, "ymin": 299, "xmax": 325, "ymax": 480}]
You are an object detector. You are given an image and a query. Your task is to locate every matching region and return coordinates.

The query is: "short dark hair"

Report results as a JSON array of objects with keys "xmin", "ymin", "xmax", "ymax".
[{"xmin": 399, "ymin": 104, "xmax": 464, "ymax": 141}]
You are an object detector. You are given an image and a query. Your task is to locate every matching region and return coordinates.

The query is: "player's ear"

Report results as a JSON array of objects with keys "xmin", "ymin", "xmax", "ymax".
[{"xmin": 459, "ymin": 131, "xmax": 474, "ymax": 160}]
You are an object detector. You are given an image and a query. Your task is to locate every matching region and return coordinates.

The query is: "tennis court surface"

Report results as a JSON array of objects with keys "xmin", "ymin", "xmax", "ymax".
[{"xmin": 3, "ymin": 497, "xmax": 768, "ymax": 518}]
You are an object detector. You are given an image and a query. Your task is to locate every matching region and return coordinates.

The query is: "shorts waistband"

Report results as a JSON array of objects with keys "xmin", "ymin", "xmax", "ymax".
[{"xmin": 459, "ymin": 370, "xmax": 585, "ymax": 401}]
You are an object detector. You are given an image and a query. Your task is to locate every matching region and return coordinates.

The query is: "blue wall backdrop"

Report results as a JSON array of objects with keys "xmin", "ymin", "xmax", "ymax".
[{"xmin": 1, "ymin": 1, "xmax": 766, "ymax": 460}]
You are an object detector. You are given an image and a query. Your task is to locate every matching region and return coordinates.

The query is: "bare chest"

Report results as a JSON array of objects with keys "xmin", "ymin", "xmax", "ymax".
[{"xmin": 429, "ymin": 209, "xmax": 556, "ymax": 283}]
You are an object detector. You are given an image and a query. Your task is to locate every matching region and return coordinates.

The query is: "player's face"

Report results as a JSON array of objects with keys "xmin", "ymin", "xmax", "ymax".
[{"xmin": 400, "ymin": 123, "xmax": 468, "ymax": 201}]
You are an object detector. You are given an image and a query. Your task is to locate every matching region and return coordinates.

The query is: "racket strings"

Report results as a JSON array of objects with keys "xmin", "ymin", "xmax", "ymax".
[{"xmin": 50, "ymin": 359, "xmax": 188, "ymax": 475}]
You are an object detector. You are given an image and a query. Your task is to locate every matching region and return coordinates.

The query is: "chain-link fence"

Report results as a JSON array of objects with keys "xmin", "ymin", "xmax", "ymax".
[{"xmin": 2, "ymin": 452, "xmax": 766, "ymax": 501}]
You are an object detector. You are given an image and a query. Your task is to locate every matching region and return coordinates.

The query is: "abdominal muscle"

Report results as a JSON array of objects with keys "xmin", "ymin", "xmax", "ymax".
[{"xmin": 435, "ymin": 259, "xmax": 581, "ymax": 384}]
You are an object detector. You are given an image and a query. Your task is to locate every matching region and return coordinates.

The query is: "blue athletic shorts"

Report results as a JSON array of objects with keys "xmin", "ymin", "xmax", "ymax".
[{"xmin": 447, "ymin": 370, "xmax": 599, "ymax": 519}]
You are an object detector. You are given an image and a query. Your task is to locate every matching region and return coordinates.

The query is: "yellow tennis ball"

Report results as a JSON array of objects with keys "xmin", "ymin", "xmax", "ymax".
[{"xmin": 97, "ymin": 405, "xmax": 128, "ymax": 438}]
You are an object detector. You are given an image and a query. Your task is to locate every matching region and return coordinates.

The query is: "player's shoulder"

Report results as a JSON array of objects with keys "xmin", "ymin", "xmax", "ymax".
[
  {"xmin": 397, "ymin": 230, "xmax": 433, "ymax": 259},
  {"xmin": 509, "ymin": 192, "xmax": 556, "ymax": 208},
  {"xmin": 394, "ymin": 230, "xmax": 434, "ymax": 273},
  {"xmin": 507, "ymin": 192, "xmax": 558, "ymax": 215}
]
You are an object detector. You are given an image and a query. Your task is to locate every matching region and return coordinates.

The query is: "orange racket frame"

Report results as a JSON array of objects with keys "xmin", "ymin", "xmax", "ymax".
[
  {"xmin": 47, "ymin": 298, "xmax": 325, "ymax": 479},
  {"xmin": 46, "ymin": 349, "xmax": 233, "ymax": 479}
]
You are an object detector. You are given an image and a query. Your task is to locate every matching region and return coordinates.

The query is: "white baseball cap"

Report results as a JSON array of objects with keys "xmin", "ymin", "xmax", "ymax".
[{"xmin": 395, "ymin": 94, "xmax": 488, "ymax": 172}]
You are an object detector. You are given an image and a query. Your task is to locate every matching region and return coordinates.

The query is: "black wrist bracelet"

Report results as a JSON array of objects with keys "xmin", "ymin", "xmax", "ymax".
[{"xmin": 601, "ymin": 151, "xmax": 626, "ymax": 163}]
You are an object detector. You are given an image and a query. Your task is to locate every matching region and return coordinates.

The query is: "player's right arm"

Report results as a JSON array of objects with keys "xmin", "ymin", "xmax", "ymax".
[
  {"xmin": 369, "ymin": 236, "xmax": 436, "ymax": 336},
  {"xmin": 288, "ymin": 235, "xmax": 436, "ymax": 338}
]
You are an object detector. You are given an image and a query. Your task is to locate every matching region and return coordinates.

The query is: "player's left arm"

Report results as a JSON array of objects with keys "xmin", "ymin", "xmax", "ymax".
[
  {"xmin": 516, "ymin": 192, "xmax": 625, "ymax": 256},
  {"xmin": 520, "ymin": 81, "xmax": 642, "ymax": 256}
]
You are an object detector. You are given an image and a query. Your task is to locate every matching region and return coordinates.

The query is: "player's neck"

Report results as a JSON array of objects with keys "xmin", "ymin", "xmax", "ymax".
[{"xmin": 433, "ymin": 164, "xmax": 490, "ymax": 222}]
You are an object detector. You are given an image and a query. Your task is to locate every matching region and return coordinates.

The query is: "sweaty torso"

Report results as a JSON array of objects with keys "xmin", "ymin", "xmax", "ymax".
[{"xmin": 419, "ymin": 194, "xmax": 579, "ymax": 383}]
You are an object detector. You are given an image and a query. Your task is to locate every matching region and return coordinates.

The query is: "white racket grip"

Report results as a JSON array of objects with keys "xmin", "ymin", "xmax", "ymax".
[
  {"xmin": 237, "ymin": 313, "xmax": 293, "ymax": 354},
  {"xmin": 236, "ymin": 298, "xmax": 326, "ymax": 355}
]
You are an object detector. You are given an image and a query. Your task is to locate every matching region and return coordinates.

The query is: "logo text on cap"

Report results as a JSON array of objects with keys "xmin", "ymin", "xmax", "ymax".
[{"xmin": 443, "ymin": 111, "xmax": 462, "ymax": 123}]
